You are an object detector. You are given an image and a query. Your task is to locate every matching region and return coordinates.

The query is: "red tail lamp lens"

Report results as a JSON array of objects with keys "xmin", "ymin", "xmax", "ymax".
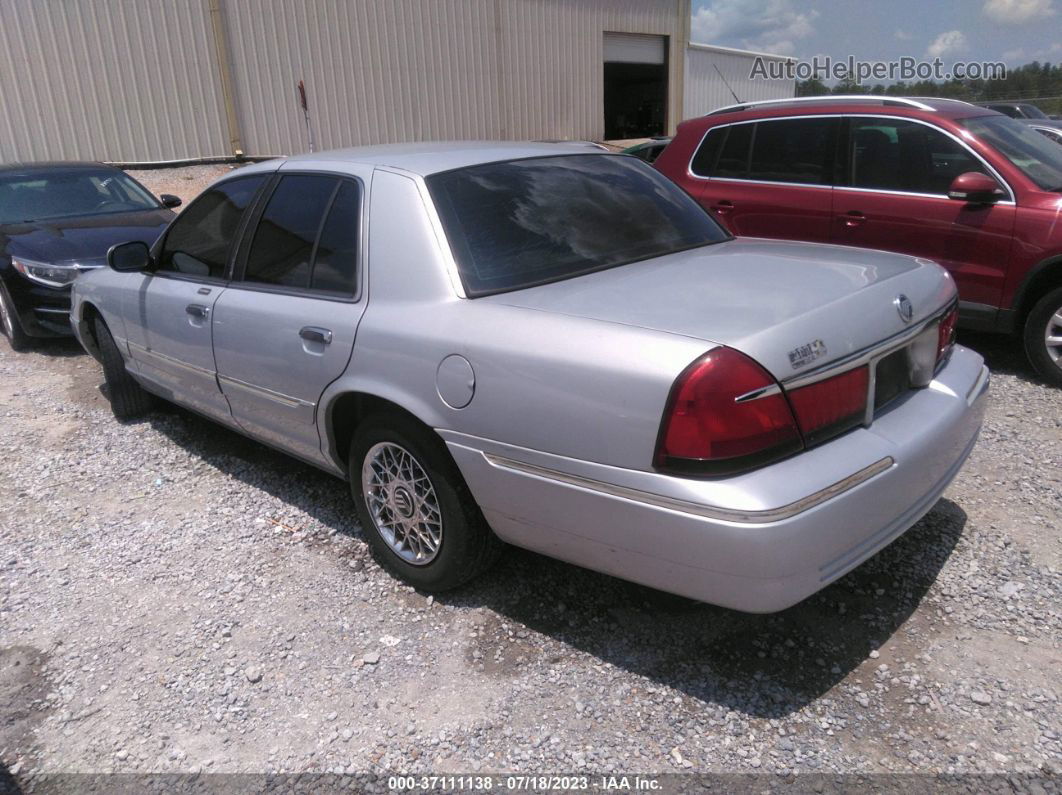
[
  {"xmin": 656, "ymin": 347, "xmax": 803, "ymax": 475},
  {"xmin": 937, "ymin": 305, "xmax": 958, "ymax": 363},
  {"xmin": 786, "ymin": 366, "xmax": 869, "ymax": 446}
]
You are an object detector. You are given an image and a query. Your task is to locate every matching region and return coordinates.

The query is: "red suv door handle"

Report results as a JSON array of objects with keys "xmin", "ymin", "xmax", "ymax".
[
  {"xmin": 711, "ymin": 200, "xmax": 734, "ymax": 215},
  {"xmin": 840, "ymin": 210, "xmax": 867, "ymax": 227}
]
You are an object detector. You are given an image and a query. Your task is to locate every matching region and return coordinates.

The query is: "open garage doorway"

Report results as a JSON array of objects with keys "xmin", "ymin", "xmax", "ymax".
[{"xmin": 603, "ymin": 32, "xmax": 668, "ymax": 140}]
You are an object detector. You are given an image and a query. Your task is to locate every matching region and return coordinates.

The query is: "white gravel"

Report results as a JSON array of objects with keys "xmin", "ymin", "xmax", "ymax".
[{"xmin": 0, "ymin": 331, "xmax": 1058, "ymax": 782}]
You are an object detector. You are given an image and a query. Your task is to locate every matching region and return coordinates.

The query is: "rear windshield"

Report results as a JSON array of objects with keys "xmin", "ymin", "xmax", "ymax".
[
  {"xmin": 961, "ymin": 115, "xmax": 1062, "ymax": 191},
  {"xmin": 426, "ymin": 154, "xmax": 729, "ymax": 296},
  {"xmin": 0, "ymin": 168, "xmax": 159, "ymax": 224}
]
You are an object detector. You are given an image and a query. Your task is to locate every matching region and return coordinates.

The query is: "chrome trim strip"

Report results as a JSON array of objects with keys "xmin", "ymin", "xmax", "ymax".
[
  {"xmin": 217, "ymin": 374, "xmax": 313, "ymax": 409},
  {"xmin": 734, "ymin": 383, "xmax": 783, "ymax": 403},
  {"xmin": 482, "ymin": 452, "xmax": 894, "ymax": 525},
  {"xmin": 966, "ymin": 365, "xmax": 990, "ymax": 405},
  {"xmin": 781, "ymin": 302, "xmax": 953, "ymax": 391},
  {"xmin": 127, "ymin": 340, "xmax": 215, "ymax": 379},
  {"xmin": 686, "ymin": 113, "xmax": 1016, "ymax": 203},
  {"xmin": 33, "ymin": 306, "xmax": 71, "ymax": 315}
]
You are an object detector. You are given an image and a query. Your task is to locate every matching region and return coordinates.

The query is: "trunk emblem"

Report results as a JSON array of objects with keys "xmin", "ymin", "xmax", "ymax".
[
  {"xmin": 788, "ymin": 339, "xmax": 828, "ymax": 369},
  {"xmin": 895, "ymin": 294, "xmax": 914, "ymax": 323}
]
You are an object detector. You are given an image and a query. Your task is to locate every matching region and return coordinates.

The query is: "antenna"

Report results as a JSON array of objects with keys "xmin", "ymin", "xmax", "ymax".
[{"xmin": 713, "ymin": 64, "xmax": 742, "ymax": 104}]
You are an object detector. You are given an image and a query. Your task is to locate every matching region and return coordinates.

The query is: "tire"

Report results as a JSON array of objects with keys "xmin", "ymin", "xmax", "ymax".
[
  {"xmin": 0, "ymin": 281, "xmax": 31, "ymax": 352},
  {"xmin": 94, "ymin": 315, "xmax": 154, "ymax": 420},
  {"xmin": 1023, "ymin": 286, "xmax": 1062, "ymax": 388},
  {"xmin": 349, "ymin": 412, "xmax": 502, "ymax": 591}
]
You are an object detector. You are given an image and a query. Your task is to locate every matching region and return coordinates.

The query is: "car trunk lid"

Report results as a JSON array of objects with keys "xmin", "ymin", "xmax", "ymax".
[{"xmin": 484, "ymin": 238, "xmax": 956, "ymax": 381}]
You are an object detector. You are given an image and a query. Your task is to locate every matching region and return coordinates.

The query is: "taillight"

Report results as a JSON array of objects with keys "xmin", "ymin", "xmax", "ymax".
[
  {"xmin": 655, "ymin": 347, "xmax": 803, "ymax": 475},
  {"xmin": 786, "ymin": 366, "xmax": 869, "ymax": 446},
  {"xmin": 937, "ymin": 305, "xmax": 958, "ymax": 364}
]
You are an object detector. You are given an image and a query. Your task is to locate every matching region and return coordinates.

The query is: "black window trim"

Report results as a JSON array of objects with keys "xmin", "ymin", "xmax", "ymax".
[
  {"xmin": 148, "ymin": 172, "xmax": 272, "ymax": 287},
  {"xmin": 231, "ymin": 169, "xmax": 366, "ymax": 304},
  {"xmin": 685, "ymin": 112, "xmax": 1015, "ymax": 202}
]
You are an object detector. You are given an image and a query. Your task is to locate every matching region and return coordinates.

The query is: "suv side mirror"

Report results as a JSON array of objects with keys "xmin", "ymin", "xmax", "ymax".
[
  {"xmin": 948, "ymin": 172, "xmax": 1005, "ymax": 204},
  {"xmin": 107, "ymin": 241, "xmax": 152, "ymax": 272},
  {"xmin": 160, "ymin": 194, "xmax": 183, "ymax": 209}
]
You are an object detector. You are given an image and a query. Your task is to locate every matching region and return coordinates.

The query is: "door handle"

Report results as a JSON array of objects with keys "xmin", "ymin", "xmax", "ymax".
[
  {"xmin": 299, "ymin": 326, "xmax": 332, "ymax": 345},
  {"xmin": 711, "ymin": 200, "xmax": 734, "ymax": 214},
  {"xmin": 840, "ymin": 211, "xmax": 867, "ymax": 227},
  {"xmin": 185, "ymin": 304, "xmax": 210, "ymax": 318}
]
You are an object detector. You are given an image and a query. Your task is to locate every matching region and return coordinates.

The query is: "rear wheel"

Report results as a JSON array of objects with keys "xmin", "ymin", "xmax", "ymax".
[
  {"xmin": 94, "ymin": 315, "xmax": 154, "ymax": 420},
  {"xmin": 0, "ymin": 281, "xmax": 31, "ymax": 352},
  {"xmin": 1023, "ymin": 286, "xmax": 1062, "ymax": 387},
  {"xmin": 349, "ymin": 412, "xmax": 502, "ymax": 591}
]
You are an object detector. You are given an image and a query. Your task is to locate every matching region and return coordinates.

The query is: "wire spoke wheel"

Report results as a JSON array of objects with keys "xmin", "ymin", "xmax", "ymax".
[{"xmin": 361, "ymin": 441, "xmax": 443, "ymax": 565}]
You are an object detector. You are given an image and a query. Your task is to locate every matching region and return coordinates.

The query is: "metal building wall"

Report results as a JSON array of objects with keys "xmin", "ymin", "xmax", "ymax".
[
  {"xmin": 223, "ymin": 0, "xmax": 688, "ymax": 156},
  {"xmin": 0, "ymin": 0, "xmax": 716, "ymax": 163},
  {"xmin": 0, "ymin": 0, "xmax": 231, "ymax": 163},
  {"xmin": 683, "ymin": 43, "xmax": 795, "ymax": 117}
]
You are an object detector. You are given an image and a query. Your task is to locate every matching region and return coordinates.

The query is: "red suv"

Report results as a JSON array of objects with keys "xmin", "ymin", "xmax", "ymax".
[{"xmin": 655, "ymin": 96, "xmax": 1062, "ymax": 385}]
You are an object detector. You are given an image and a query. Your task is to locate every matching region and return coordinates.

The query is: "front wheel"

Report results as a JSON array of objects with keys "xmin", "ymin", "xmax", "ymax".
[
  {"xmin": 350, "ymin": 413, "xmax": 502, "ymax": 591},
  {"xmin": 94, "ymin": 316, "xmax": 155, "ymax": 420},
  {"xmin": 1023, "ymin": 286, "xmax": 1062, "ymax": 388},
  {"xmin": 0, "ymin": 281, "xmax": 31, "ymax": 352}
]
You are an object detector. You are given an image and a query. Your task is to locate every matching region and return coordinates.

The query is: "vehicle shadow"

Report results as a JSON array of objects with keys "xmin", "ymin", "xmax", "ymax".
[
  {"xmin": 20, "ymin": 337, "xmax": 85, "ymax": 358},
  {"xmin": 957, "ymin": 329, "xmax": 1044, "ymax": 383},
  {"xmin": 143, "ymin": 401, "xmax": 966, "ymax": 720}
]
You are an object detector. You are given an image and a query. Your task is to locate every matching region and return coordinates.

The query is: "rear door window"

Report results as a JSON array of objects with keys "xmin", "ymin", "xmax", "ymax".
[
  {"xmin": 244, "ymin": 175, "xmax": 339, "ymax": 289},
  {"xmin": 747, "ymin": 117, "xmax": 838, "ymax": 185},
  {"xmin": 239, "ymin": 174, "xmax": 361, "ymax": 296}
]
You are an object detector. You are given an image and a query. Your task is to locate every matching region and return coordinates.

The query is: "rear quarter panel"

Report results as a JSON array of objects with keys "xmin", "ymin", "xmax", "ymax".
[{"xmin": 318, "ymin": 168, "xmax": 709, "ymax": 473}]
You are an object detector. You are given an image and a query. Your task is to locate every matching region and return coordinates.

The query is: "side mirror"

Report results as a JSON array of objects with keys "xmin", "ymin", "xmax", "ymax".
[
  {"xmin": 948, "ymin": 172, "xmax": 1005, "ymax": 204},
  {"xmin": 160, "ymin": 194, "xmax": 183, "ymax": 209},
  {"xmin": 107, "ymin": 241, "xmax": 152, "ymax": 272}
]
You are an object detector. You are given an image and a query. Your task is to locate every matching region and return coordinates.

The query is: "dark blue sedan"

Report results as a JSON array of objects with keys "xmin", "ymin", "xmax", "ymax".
[{"xmin": 0, "ymin": 162, "xmax": 179, "ymax": 351}]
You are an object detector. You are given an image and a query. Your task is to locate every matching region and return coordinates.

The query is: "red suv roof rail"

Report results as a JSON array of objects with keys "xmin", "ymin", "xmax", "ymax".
[{"xmin": 705, "ymin": 95, "xmax": 948, "ymax": 116}]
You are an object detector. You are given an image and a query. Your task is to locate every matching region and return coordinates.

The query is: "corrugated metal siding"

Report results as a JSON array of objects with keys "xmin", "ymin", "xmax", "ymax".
[
  {"xmin": 683, "ymin": 45, "xmax": 795, "ymax": 117},
  {"xmin": 225, "ymin": 0, "xmax": 687, "ymax": 154},
  {"xmin": 4, "ymin": 0, "xmax": 779, "ymax": 162},
  {"xmin": 223, "ymin": 0, "xmax": 504, "ymax": 155},
  {"xmin": 0, "ymin": 0, "xmax": 230, "ymax": 162}
]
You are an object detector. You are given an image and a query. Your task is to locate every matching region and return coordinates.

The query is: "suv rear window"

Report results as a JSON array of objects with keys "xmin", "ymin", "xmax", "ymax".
[{"xmin": 427, "ymin": 154, "xmax": 729, "ymax": 297}]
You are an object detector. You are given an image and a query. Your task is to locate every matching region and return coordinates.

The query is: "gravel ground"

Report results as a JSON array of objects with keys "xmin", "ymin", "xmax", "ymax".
[
  {"xmin": 126, "ymin": 164, "xmax": 249, "ymax": 209},
  {"xmin": 0, "ymin": 328, "xmax": 1058, "ymax": 785}
]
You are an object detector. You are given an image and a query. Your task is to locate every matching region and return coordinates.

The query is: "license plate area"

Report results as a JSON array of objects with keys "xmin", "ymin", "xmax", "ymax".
[{"xmin": 873, "ymin": 347, "xmax": 911, "ymax": 411}]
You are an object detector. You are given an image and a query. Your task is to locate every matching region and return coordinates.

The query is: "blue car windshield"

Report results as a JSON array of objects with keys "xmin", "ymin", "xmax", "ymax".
[
  {"xmin": 427, "ymin": 154, "xmax": 730, "ymax": 297},
  {"xmin": 0, "ymin": 169, "xmax": 159, "ymax": 224}
]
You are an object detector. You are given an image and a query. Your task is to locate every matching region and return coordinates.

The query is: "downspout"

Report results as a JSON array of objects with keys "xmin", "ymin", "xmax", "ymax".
[
  {"xmin": 674, "ymin": 0, "xmax": 690, "ymax": 132},
  {"xmin": 207, "ymin": 0, "xmax": 244, "ymax": 158}
]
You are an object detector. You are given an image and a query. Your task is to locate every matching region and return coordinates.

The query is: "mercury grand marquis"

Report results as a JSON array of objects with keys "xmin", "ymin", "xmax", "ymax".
[{"xmin": 70, "ymin": 143, "xmax": 989, "ymax": 612}]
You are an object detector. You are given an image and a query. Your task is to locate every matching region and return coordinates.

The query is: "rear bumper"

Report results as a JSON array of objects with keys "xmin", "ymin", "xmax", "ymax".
[{"xmin": 444, "ymin": 345, "xmax": 988, "ymax": 613}]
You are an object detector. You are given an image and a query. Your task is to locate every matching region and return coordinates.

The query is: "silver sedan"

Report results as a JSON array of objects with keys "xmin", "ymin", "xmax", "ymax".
[{"xmin": 70, "ymin": 143, "xmax": 989, "ymax": 612}]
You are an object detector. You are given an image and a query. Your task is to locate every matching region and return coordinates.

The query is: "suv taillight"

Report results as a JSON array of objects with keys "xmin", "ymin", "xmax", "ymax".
[
  {"xmin": 655, "ymin": 347, "xmax": 803, "ymax": 475},
  {"xmin": 937, "ymin": 305, "xmax": 958, "ymax": 364}
]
